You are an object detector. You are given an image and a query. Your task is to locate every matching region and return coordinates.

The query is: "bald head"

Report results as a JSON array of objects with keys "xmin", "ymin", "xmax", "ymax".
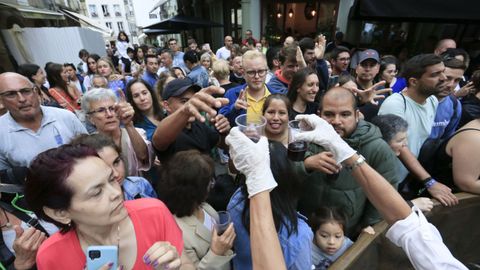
[
  {"xmin": 434, "ymin": 39, "xmax": 456, "ymax": 55},
  {"xmin": 321, "ymin": 87, "xmax": 357, "ymax": 111},
  {"xmin": 284, "ymin": 36, "xmax": 295, "ymax": 47},
  {"xmin": 0, "ymin": 72, "xmax": 41, "ymax": 122},
  {"xmin": 0, "ymin": 72, "xmax": 33, "ymax": 91}
]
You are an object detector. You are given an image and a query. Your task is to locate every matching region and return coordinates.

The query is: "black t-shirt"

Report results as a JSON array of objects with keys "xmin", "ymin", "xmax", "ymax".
[
  {"xmin": 229, "ymin": 72, "xmax": 246, "ymax": 85},
  {"xmin": 289, "ymin": 102, "xmax": 319, "ymax": 120},
  {"xmin": 155, "ymin": 121, "xmax": 220, "ymax": 163}
]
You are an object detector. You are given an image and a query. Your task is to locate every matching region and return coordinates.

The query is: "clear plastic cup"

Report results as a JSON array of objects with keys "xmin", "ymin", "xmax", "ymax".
[{"xmin": 235, "ymin": 114, "xmax": 266, "ymax": 142}]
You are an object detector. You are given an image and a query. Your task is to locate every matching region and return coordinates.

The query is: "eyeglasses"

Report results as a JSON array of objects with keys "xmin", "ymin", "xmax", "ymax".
[
  {"xmin": 245, "ymin": 69, "xmax": 267, "ymax": 78},
  {"xmin": 88, "ymin": 105, "xmax": 116, "ymax": 115},
  {"xmin": 0, "ymin": 87, "xmax": 36, "ymax": 100}
]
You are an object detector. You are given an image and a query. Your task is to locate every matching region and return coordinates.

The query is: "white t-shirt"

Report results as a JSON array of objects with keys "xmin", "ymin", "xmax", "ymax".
[{"xmin": 216, "ymin": 46, "xmax": 231, "ymax": 60}]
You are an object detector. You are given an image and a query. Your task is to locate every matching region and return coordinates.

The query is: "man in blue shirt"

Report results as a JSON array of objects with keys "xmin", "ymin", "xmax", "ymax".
[
  {"xmin": 0, "ymin": 72, "xmax": 87, "ymax": 169},
  {"xmin": 141, "ymin": 54, "xmax": 159, "ymax": 89},
  {"xmin": 429, "ymin": 58, "xmax": 465, "ymax": 139},
  {"xmin": 168, "ymin": 38, "xmax": 187, "ymax": 71},
  {"xmin": 184, "ymin": 50, "xmax": 209, "ymax": 88}
]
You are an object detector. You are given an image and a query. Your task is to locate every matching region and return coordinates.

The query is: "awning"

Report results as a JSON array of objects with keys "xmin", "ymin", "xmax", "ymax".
[
  {"xmin": 350, "ymin": 0, "xmax": 480, "ymax": 23},
  {"xmin": 0, "ymin": 2, "xmax": 65, "ymax": 20},
  {"xmin": 143, "ymin": 15, "xmax": 223, "ymax": 31},
  {"xmin": 143, "ymin": 28, "xmax": 180, "ymax": 35},
  {"xmin": 60, "ymin": 9, "xmax": 113, "ymax": 36}
]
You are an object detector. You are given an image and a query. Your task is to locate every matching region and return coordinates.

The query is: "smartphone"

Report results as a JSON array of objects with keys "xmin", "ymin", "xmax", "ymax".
[{"xmin": 86, "ymin": 246, "xmax": 118, "ymax": 270}]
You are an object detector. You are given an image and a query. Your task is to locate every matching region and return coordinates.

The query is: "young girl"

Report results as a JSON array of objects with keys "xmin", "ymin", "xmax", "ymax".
[{"xmin": 309, "ymin": 207, "xmax": 353, "ymax": 270}]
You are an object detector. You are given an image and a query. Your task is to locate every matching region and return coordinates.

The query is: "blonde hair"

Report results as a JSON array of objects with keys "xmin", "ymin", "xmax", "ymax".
[
  {"xmin": 242, "ymin": 50, "xmax": 267, "ymax": 67},
  {"xmin": 212, "ymin": 59, "xmax": 230, "ymax": 80}
]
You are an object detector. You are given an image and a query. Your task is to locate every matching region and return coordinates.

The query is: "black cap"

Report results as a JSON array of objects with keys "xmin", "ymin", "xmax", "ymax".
[{"xmin": 162, "ymin": 77, "xmax": 201, "ymax": 100}]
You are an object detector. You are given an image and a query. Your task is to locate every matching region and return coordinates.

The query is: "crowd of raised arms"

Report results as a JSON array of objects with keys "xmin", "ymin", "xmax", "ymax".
[{"xmin": 1, "ymin": 28, "xmax": 479, "ymax": 269}]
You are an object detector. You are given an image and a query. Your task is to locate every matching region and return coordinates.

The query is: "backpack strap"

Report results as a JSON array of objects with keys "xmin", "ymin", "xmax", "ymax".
[
  {"xmin": 0, "ymin": 201, "xmax": 49, "ymax": 235},
  {"xmin": 400, "ymin": 92, "xmax": 407, "ymax": 112}
]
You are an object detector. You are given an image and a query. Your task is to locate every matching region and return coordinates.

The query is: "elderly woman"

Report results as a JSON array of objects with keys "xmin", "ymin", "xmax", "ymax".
[
  {"xmin": 371, "ymin": 114, "xmax": 434, "ymax": 211},
  {"xmin": 25, "ymin": 144, "xmax": 192, "ymax": 269},
  {"xmin": 81, "ymin": 88, "xmax": 154, "ymax": 176},
  {"xmin": 158, "ymin": 150, "xmax": 235, "ymax": 269}
]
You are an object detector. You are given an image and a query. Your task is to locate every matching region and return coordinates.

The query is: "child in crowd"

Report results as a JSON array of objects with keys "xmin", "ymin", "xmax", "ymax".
[{"xmin": 309, "ymin": 207, "xmax": 353, "ymax": 270}]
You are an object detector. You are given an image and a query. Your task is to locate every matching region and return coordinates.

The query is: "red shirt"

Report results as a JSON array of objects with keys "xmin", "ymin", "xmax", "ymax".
[{"xmin": 36, "ymin": 198, "xmax": 183, "ymax": 269}]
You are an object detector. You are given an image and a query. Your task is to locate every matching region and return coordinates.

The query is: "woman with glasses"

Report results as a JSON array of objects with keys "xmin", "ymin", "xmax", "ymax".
[
  {"xmin": 287, "ymin": 68, "xmax": 320, "ymax": 120},
  {"xmin": 82, "ymin": 54, "xmax": 100, "ymax": 91},
  {"xmin": 81, "ymin": 88, "xmax": 154, "ymax": 177},
  {"xmin": 46, "ymin": 63, "xmax": 81, "ymax": 112},
  {"xmin": 17, "ymin": 63, "xmax": 60, "ymax": 107},
  {"xmin": 157, "ymin": 150, "xmax": 235, "ymax": 270}
]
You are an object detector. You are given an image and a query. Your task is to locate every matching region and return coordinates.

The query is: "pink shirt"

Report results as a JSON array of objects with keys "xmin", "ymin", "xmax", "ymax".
[{"xmin": 36, "ymin": 198, "xmax": 183, "ymax": 269}]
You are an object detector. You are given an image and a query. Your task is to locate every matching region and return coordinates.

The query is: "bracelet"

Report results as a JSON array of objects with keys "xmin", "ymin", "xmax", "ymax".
[
  {"xmin": 345, "ymin": 154, "xmax": 366, "ymax": 171},
  {"xmin": 424, "ymin": 178, "xmax": 437, "ymax": 189}
]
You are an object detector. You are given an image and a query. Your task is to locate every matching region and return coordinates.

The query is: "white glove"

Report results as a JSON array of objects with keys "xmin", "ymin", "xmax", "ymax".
[
  {"xmin": 226, "ymin": 127, "xmax": 277, "ymax": 198},
  {"xmin": 294, "ymin": 114, "xmax": 356, "ymax": 164}
]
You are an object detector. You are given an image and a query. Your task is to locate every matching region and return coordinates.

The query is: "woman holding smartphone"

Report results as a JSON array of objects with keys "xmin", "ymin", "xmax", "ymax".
[{"xmin": 25, "ymin": 144, "xmax": 193, "ymax": 269}]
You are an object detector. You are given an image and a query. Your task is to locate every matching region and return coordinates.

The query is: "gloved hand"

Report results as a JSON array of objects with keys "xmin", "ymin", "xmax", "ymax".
[
  {"xmin": 294, "ymin": 114, "xmax": 356, "ymax": 164},
  {"xmin": 226, "ymin": 127, "xmax": 277, "ymax": 198}
]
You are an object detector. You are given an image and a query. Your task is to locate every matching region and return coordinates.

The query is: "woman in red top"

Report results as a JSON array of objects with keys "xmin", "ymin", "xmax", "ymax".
[
  {"xmin": 25, "ymin": 144, "xmax": 193, "ymax": 270},
  {"xmin": 46, "ymin": 63, "xmax": 81, "ymax": 112}
]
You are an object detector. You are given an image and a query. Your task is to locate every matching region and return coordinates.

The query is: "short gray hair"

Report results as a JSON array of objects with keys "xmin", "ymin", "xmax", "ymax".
[
  {"xmin": 81, "ymin": 88, "xmax": 117, "ymax": 113},
  {"xmin": 371, "ymin": 114, "xmax": 409, "ymax": 143}
]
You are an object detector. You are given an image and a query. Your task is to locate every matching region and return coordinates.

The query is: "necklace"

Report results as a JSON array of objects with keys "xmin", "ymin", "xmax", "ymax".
[
  {"xmin": 0, "ymin": 209, "xmax": 11, "ymax": 229},
  {"xmin": 79, "ymin": 224, "xmax": 120, "ymax": 255}
]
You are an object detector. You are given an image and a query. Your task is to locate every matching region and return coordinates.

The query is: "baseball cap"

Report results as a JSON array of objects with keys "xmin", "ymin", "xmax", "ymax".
[
  {"xmin": 358, "ymin": 49, "xmax": 380, "ymax": 64},
  {"xmin": 162, "ymin": 78, "xmax": 201, "ymax": 100}
]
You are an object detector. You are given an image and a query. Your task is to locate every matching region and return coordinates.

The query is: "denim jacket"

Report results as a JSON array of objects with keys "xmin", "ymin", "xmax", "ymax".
[
  {"xmin": 122, "ymin": 176, "xmax": 157, "ymax": 201},
  {"xmin": 227, "ymin": 189, "xmax": 313, "ymax": 270}
]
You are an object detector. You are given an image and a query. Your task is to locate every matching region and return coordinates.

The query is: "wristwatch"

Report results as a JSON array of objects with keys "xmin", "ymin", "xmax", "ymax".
[{"xmin": 345, "ymin": 154, "xmax": 366, "ymax": 171}]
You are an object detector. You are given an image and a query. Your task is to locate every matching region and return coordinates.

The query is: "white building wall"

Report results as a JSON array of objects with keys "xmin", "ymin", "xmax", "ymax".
[
  {"xmin": 84, "ymin": 0, "xmax": 133, "ymax": 40},
  {"xmin": 130, "ymin": 0, "xmax": 159, "ymax": 28}
]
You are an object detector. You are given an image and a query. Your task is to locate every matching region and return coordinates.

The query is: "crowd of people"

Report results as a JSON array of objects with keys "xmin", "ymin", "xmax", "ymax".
[{"xmin": 0, "ymin": 27, "xmax": 478, "ymax": 269}]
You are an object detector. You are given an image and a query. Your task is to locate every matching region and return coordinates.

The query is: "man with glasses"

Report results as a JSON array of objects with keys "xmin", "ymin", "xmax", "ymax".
[
  {"xmin": 220, "ymin": 50, "xmax": 283, "ymax": 125},
  {"xmin": 168, "ymin": 38, "xmax": 187, "ymax": 71},
  {"xmin": 329, "ymin": 46, "xmax": 351, "ymax": 76},
  {"xmin": 0, "ymin": 72, "xmax": 87, "ymax": 170},
  {"xmin": 216, "ymin": 36, "xmax": 233, "ymax": 60}
]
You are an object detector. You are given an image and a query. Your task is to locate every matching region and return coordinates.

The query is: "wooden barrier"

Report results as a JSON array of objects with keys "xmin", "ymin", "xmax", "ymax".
[{"xmin": 329, "ymin": 192, "xmax": 480, "ymax": 269}]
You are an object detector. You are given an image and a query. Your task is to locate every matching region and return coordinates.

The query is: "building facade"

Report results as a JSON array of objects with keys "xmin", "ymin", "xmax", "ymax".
[{"xmin": 84, "ymin": 0, "xmax": 138, "ymax": 43}]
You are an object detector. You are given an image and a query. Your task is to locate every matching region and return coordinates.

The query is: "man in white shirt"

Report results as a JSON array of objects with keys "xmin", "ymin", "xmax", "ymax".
[{"xmin": 216, "ymin": 36, "xmax": 233, "ymax": 60}]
